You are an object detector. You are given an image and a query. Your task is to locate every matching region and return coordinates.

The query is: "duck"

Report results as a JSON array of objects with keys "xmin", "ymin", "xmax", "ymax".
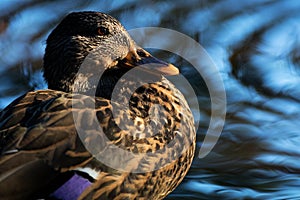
[{"xmin": 0, "ymin": 11, "xmax": 195, "ymax": 200}]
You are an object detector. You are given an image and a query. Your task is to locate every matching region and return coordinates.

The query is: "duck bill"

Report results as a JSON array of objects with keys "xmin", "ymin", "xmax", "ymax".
[{"xmin": 119, "ymin": 47, "xmax": 179, "ymax": 76}]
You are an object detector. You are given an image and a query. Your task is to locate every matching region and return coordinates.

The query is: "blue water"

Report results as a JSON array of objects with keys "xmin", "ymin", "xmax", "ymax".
[{"xmin": 1, "ymin": 0, "xmax": 300, "ymax": 199}]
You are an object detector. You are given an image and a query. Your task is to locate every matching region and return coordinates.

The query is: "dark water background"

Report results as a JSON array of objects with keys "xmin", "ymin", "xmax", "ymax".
[{"xmin": 1, "ymin": 0, "xmax": 300, "ymax": 199}]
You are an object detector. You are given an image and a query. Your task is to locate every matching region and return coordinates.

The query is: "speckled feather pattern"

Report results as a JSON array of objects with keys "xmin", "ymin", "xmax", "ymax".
[
  {"xmin": 0, "ymin": 11, "xmax": 195, "ymax": 200},
  {"xmin": 0, "ymin": 78, "xmax": 195, "ymax": 199}
]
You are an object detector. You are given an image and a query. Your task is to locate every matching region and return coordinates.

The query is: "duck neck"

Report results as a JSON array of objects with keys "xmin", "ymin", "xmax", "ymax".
[{"xmin": 43, "ymin": 37, "xmax": 90, "ymax": 94}]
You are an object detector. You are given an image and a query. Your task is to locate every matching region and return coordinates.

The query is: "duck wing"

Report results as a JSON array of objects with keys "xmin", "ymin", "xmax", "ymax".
[{"xmin": 0, "ymin": 90, "xmax": 96, "ymax": 199}]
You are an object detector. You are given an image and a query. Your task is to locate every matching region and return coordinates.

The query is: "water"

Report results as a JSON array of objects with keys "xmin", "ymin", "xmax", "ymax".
[{"xmin": 1, "ymin": 0, "xmax": 300, "ymax": 199}]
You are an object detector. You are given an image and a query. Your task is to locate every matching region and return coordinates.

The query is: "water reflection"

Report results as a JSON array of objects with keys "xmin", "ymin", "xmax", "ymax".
[{"xmin": 1, "ymin": 0, "xmax": 300, "ymax": 199}]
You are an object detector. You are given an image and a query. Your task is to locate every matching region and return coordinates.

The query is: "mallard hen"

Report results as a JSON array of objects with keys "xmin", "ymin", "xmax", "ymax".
[{"xmin": 0, "ymin": 11, "xmax": 195, "ymax": 200}]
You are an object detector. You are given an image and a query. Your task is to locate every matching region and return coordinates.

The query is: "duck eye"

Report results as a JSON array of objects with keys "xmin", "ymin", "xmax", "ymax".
[{"xmin": 97, "ymin": 27, "xmax": 109, "ymax": 36}]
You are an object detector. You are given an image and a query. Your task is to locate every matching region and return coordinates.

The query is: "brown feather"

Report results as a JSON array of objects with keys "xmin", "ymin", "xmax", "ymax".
[{"xmin": 0, "ymin": 11, "xmax": 196, "ymax": 200}]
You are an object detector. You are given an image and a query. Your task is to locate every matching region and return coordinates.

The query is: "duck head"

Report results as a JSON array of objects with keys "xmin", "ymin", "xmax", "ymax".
[{"xmin": 43, "ymin": 11, "xmax": 179, "ymax": 98}]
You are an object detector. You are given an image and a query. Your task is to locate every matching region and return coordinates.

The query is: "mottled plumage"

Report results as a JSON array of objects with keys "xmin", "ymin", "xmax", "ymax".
[{"xmin": 0, "ymin": 12, "xmax": 195, "ymax": 200}]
